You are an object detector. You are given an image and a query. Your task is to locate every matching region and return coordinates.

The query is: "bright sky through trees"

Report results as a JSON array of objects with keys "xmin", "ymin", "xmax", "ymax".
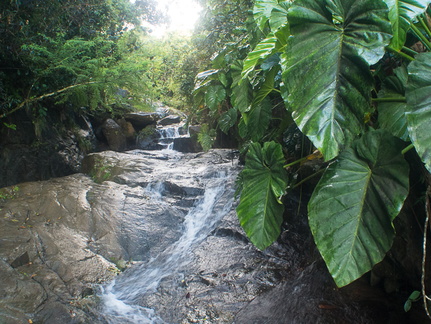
[{"xmin": 135, "ymin": 0, "xmax": 203, "ymax": 37}]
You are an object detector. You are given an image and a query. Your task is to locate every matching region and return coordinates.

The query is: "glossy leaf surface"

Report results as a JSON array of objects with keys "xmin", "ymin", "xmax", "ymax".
[
  {"xmin": 383, "ymin": 0, "xmax": 430, "ymax": 50},
  {"xmin": 237, "ymin": 141, "xmax": 288, "ymax": 250},
  {"xmin": 308, "ymin": 130, "xmax": 409, "ymax": 287},
  {"xmin": 406, "ymin": 52, "xmax": 431, "ymax": 173},
  {"xmin": 377, "ymin": 66, "xmax": 409, "ymax": 141},
  {"xmin": 283, "ymin": 0, "xmax": 392, "ymax": 160}
]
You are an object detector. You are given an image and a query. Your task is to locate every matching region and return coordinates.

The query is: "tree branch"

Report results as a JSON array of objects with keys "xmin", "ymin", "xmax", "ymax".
[{"xmin": 0, "ymin": 81, "xmax": 102, "ymax": 119}]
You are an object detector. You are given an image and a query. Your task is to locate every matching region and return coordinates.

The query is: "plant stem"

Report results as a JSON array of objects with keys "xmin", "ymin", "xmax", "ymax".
[
  {"xmin": 284, "ymin": 156, "xmax": 308, "ymax": 168},
  {"xmin": 293, "ymin": 168, "xmax": 326, "ymax": 189},
  {"xmin": 422, "ymin": 186, "xmax": 431, "ymax": 319},
  {"xmin": 411, "ymin": 23, "xmax": 431, "ymax": 52},
  {"xmin": 386, "ymin": 46, "xmax": 415, "ymax": 61},
  {"xmin": 402, "ymin": 46, "xmax": 418, "ymax": 57},
  {"xmin": 419, "ymin": 15, "xmax": 431, "ymax": 40},
  {"xmin": 372, "ymin": 97, "xmax": 406, "ymax": 103},
  {"xmin": 402, "ymin": 143, "xmax": 415, "ymax": 155}
]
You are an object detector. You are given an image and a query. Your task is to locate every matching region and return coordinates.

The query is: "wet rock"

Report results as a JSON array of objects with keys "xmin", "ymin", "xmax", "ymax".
[
  {"xmin": 158, "ymin": 115, "xmax": 181, "ymax": 126},
  {"xmin": 136, "ymin": 125, "xmax": 162, "ymax": 150},
  {"xmin": 101, "ymin": 119, "xmax": 127, "ymax": 152},
  {"xmin": 0, "ymin": 149, "xmax": 241, "ymax": 322},
  {"xmin": 173, "ymin": 137, "xmax": 203, "ymax": 153},
  {"xmin": 124, "ymin": 112, "xmax": 160, "ymax": 129}
]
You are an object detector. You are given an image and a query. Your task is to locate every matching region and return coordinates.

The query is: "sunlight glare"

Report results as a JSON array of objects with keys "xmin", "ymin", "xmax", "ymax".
[{"xmin": 151, "ymin": 0, "xmax": 202, "ymax": 37}]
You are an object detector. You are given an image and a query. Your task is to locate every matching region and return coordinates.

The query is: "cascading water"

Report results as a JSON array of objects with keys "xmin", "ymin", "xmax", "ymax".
[
  {"xmin": 97, "ymin": 170, "xmax": 234, "ymax": 323},
  {"xmin": 156, "ymin": 124, "xmax": 188, "ymax": 151}
]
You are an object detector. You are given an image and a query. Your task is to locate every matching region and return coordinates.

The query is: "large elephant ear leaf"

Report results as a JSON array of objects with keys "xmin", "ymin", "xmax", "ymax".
[
  {"xmin": 383, "ymin": 0, "xmax": 430, "ymax": 50},
  {"xmin": 406, "ymin": 52, "xmax": 431, "ymax": 173},
  {"xmin": 308, "ymin": 130, "xmax": 409, "ymax": 287},
  {"xmin": 283, "ymin": 0, "xmax": 392, "ymax": 161},
  {"xmin": 377, "ymin": 66, "xmax": 409, "ymax": 141},
  {"xmin": 237, "ymin": 141, "xmax": 288, "ymax": 250}
]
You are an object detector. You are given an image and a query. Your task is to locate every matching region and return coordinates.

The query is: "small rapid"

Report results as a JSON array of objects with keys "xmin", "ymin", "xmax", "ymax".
[{"xmin": 97, "ymin": 170, "xmax": 234, "ymax": 323}]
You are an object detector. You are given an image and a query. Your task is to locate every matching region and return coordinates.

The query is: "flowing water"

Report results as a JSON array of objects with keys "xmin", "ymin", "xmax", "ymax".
[
  {"xmin": 97, "ymin": 124, "xmax": 235, "ymax": 323},
  {"xmin": 156, "ymin": 124, "xmax": 188, "ymax": 150}
]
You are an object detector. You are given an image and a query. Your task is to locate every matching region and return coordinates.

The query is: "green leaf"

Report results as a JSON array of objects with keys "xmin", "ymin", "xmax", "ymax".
[
  {"xmin": 232, "ymin": 76, "xmax": 252, "ymax": 114},
  {"xmin": 383, "ymin": 0, "xmax": 430, "ymax": 50},
  {"xmin": 205, "ymin": 85, "xmax": 226, "ymax": 111},
  {"xmin": 283, "ymin": 0, "xmax": 392, "ymax": 161},
  {"xmin": 244, "ymin": 98, "xmax": 272, "ymax": 141},
  {"xmin": 377, "ymin": 67, "xmax": 409, "ymax": 141},
  {"xmin": 406, "ymin": 52, "xmax": 431, "ymax": 173},
  {"xmin": 238, "ymin": 118, "xmax": 248, "ymax": 138},
  {"xmin": 253, "ymin": 66, "xmax": 279, "ymax": 107},
  {"xmin": 404, "ymin": 299, "xmax": 412, "ymax": 312},
  {"xmin": 218, "ymin": 108, "xmax": 238, "ymax": 134},
  {"xmin": 237, "ymin": 141, "xmax": 288, "ymax": 250},
  {"xmin": 254, "ymin": 0, "xmax": 279, "ymax": 31},
  {"xmin": 198, "ymin": 124, "xmax": 216, "ymax": 151},
  {"xmin": 308, "ymin": 130, "xmax": 409, "ymax": 287},
  {"xmin": 268, "ymin": 1, "xmax": 290, "ymax": 31},
  {"xmin": 242, "ymin": 35, "xmax": 278, "ymax": 80}
]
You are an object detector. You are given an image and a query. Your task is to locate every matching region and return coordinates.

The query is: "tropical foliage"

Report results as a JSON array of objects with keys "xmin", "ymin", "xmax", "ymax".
[
  {"xmin": 195, "ymin": 0, "xmax": 431, "ymax": 290},
  {"xmin": 0, "ymin": 0, "xmax": 165, "ymax": 130}
]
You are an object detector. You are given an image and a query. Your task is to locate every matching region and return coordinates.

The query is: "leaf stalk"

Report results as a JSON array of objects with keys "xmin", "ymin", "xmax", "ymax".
[
  {"xmin": 386, "ymin": 46, "xmax": 415, "ymax": 61},
  {"xmin": 410, "ymin": 23, "xmax": 431, "ymax": 52}
]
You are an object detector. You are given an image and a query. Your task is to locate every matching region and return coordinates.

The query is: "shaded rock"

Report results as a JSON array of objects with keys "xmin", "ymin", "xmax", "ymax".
[
  {"xmin": 173, "ymin": 137, "xmax": 202, "ymax": 153},
  {"xmin": 10, "ymin": 251, "xmax": 30, "ymax": 268},
  {"xmin": 136, "ymin": 125, "xmax": 162, "ymax": 150},
  {"xmin": 234, "ymin": 261, "xmax": 402, "ymax": 324},
  {"xmin": 158, "ymin": 115, "xmax": 181, "ymax": 126},
  {"xmin": 102, "ymin": 118, "xmax": 127, "ymax": 152},
  {"xmin": 116, "ymin": 117, "xmax": 136, "ymax": 141},
  {"xmin": 124, "ymin": 112, "xmax": 160, "ymax": 129},
  {"xmin": 188, "ymin": 125, "xmax": 201, "ymax": 137}
]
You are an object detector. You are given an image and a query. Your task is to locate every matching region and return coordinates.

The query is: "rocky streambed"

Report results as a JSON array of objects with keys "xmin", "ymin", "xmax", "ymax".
[{"xmin": 0, "ymin": 148, "xmax": 426, "ymax": 323}]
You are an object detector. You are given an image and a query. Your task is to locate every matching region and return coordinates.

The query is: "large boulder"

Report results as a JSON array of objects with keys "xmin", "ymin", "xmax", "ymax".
[
  {"xmin": 124, "ymin": 112, "xmax": 160, "ymax": 129},
  {"xmin": 101, "ymin": 118, "xmax": 127, "ymax": 152},
  {"xmin": 173, "ymin": 137, "xmax": 202, "ymax": 153},
  {"xmin": 116, "ymin": 117, "xmax": 136, "ymax": 141},
  {"xmin": 157, "ymin": 115, "xmax": 181, "ymax": 126}
]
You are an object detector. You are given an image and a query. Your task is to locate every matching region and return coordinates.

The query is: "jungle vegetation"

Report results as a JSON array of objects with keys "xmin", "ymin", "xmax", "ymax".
[
  {"xmin": 3, "ymin": 0, "xmax": 431, "ymax": 318},
  {"xmin": 193, "ymin": 0, "xmax": 431, "ymax": 317}
]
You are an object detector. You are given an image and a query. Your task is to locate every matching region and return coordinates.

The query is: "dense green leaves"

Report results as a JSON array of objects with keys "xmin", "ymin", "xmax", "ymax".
[
  {"xmin": 237, "ymin": 142, "xmax": 289, "ymax": 250},
  {"xmin": 309, "ymin": 130, "xmax": 409, "ymax": 287},
  {"xmin": 383, "ymin": 0, "xmax": 430, "ymax": 50},
  {"xmin": 218, "ymin": 108, "xmax": 238, "ymax": 134},
  {"xmin": 242, "ymin": 35, "xmax": 278, "ymax": 79},
  {"xmin": 205, "ymin": 85, "xmax": 226, "ymax": 111},
  {"xmin": 406, "ymin": 52, "xmax": 431, "ymax": 173},
  {"xmin": 243, "ymin": 98, "xmax": 272, "ymax": 141},
  {"xmin": 283, "ymin": 0, "xmax": 392, "ymax": 161},
  {"xmin": 195, "ymin": 0, "xmax": 431, "ymax": 291}
]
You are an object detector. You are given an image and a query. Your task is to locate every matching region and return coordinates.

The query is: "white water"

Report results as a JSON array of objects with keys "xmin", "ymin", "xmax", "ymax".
[
  {"xmin": 98, "ymin": 170, "xmax": 233, "ymax": 323},
  {"xmin": 157, "ymin": 126, "xmax": 181, "ymax": 150}
]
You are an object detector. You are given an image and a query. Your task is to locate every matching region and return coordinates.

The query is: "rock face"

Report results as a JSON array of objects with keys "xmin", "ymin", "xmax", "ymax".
[
  {"xmin": 0, "ymin": 111, "xmax": 96, "ymax": 188},
  {"xmin": 0, "ymin": 149, "xmax": 422, "ymax": 323},
  {"xmin": 0, "ymin": 150, "xmax": 238, "ymax": 323}
]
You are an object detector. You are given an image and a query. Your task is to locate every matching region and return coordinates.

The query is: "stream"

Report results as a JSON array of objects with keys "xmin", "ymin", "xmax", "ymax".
[
  {"xmin": 0, "ymin": 121, "xmax": 422, "ymax": 323},
  {"xmin": 98, "ymin": 169, "xmax": 234, "ymax": 323}
]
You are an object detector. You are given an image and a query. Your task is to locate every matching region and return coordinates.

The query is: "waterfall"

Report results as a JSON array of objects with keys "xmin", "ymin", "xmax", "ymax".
[
  {"xmin": 156, "ymin": 124, "xmax": 188, "ymax": 151},
  {"xmin": 98, "ymin": 170, "xmax": 234, "ymax": 323}
]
